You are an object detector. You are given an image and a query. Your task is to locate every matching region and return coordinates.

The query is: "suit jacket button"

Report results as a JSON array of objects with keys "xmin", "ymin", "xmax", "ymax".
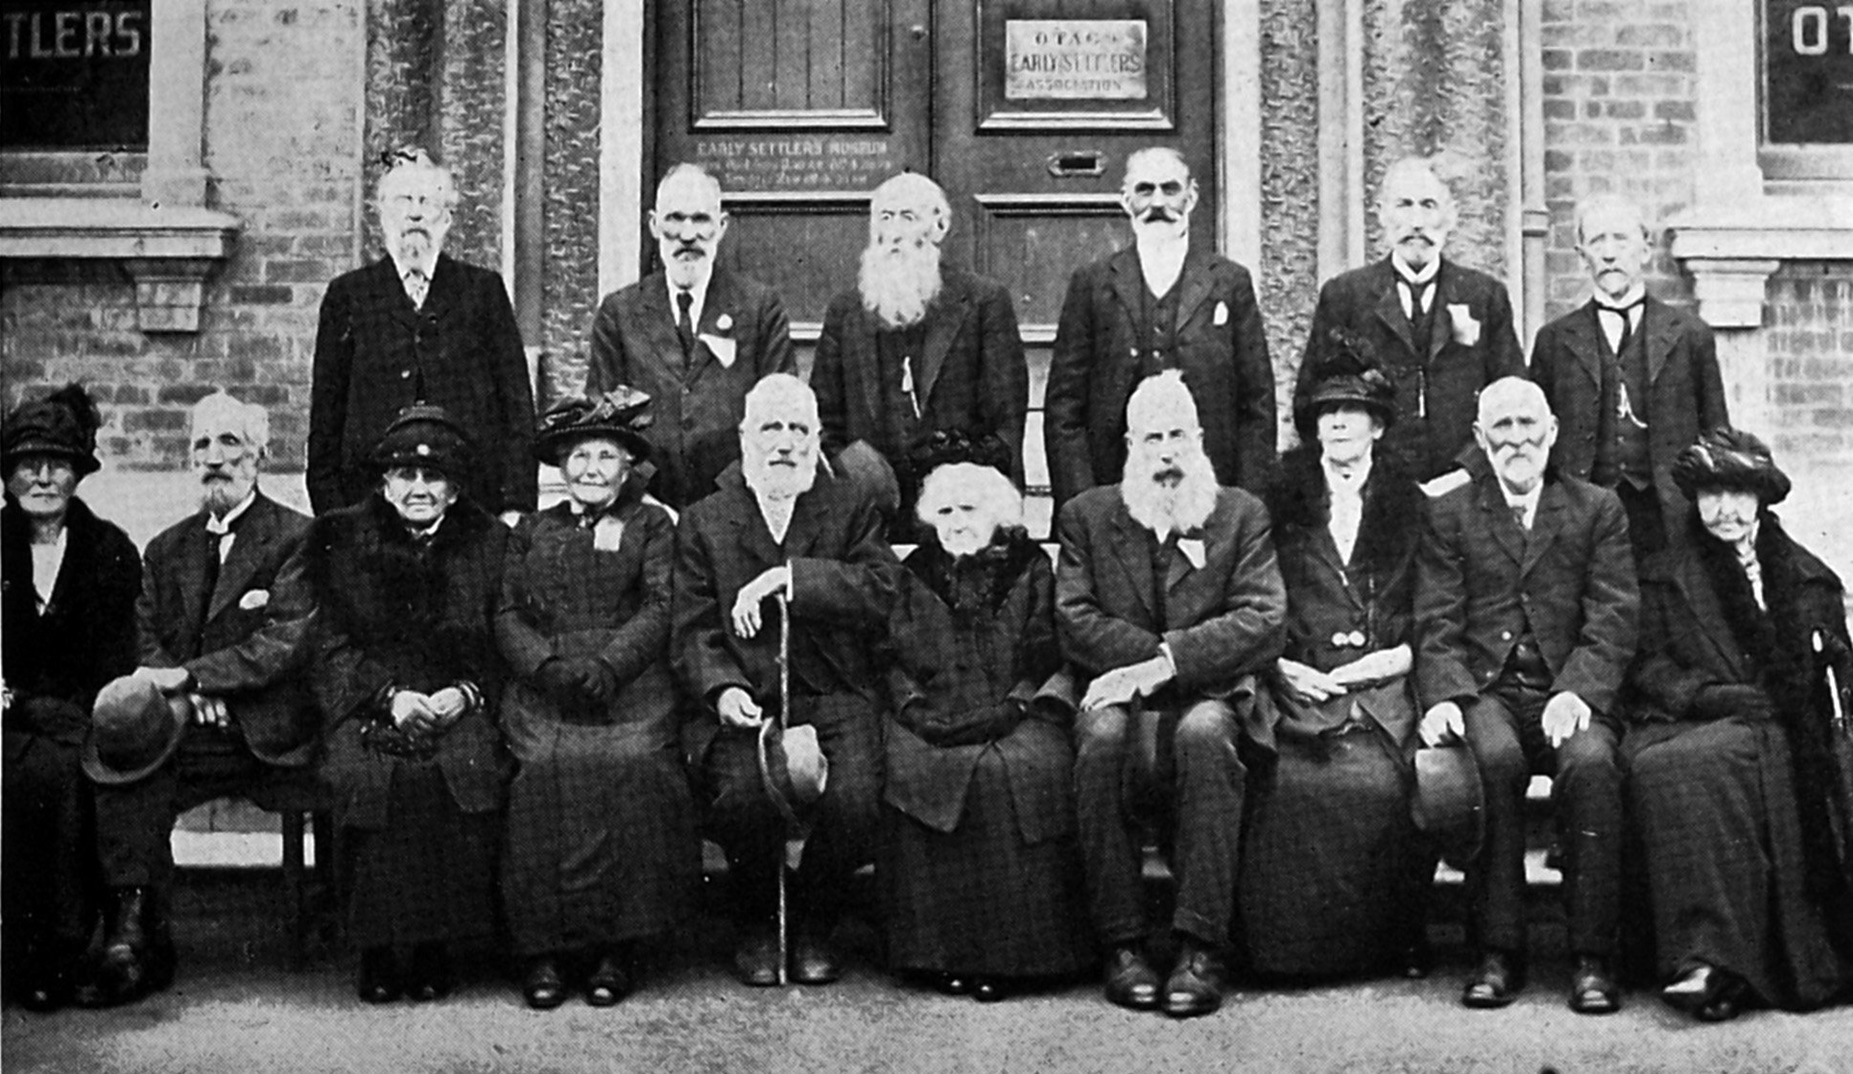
[
  {"xmin": 1501, "ymin": 630, "xmax": 1513, "ymax": 641},
  {"xmin": 400, "ymin": 370, "xmax": 411, "ymax": 379}
]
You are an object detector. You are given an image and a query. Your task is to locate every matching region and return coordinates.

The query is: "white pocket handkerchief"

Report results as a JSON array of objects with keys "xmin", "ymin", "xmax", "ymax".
[
  {"xmin": 1213, "ymin": 301, "xmax": 1229, "ymax": 326},
  {"xmin": 1178, "ymin": 538, "xmax": 1206, "ymax": 570},
  {"xmin": 238, "ymin": 589, "xmax": 270, "ymax": 611},
  {"xmin": 1448, "ymin": 304, "xmax": 1480, "ymax": 347},
  {"xmin": 700, "ymin": 333, "xmax": 737, "ymax": 368}
]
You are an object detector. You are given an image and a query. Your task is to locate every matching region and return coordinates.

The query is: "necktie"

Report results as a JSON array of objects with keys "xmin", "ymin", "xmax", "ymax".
[
  {"xmin": 675, "ymin": 289, "xmax": 695, "ymax": 361},
  {"xmin": 1510, "ymin": 505, "xmax": 1529, "ymax": 532},
  {"xmin": 1398, "ymin": 277, "xmax": 1433, "ymax": 321},
  {"xmin": 203, "ymin": 528, "xmax": 230, "ymax": 596},
  {"xmin": 404, "ymin": 269, "xmax": 429, "ymax": 309},
  {"xmin": 1597, "ymin": 301, "xmax": 1640, "ymax": 355}
]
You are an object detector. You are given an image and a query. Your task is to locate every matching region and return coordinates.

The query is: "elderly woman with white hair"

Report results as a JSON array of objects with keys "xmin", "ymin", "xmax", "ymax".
[
  {"xmin": 877, "ymin": 436, "xmax": 1092, "ymax": 1002},
  {"xmin": 1625, "ymin": 427, "xmax": 1853, "ymax": 1021}
]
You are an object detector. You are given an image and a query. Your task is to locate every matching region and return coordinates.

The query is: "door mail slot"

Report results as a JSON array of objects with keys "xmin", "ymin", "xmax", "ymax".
[{"xmin": 1047, "ymin": 150, "xmax": 1106, "ymax": 178}]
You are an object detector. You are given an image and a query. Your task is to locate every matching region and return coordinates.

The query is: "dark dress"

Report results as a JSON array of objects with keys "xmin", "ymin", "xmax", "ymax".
[
  {"xmin": 878, "ymin": 532, "xmax": 1094, "ymax": 979},
  {"xmin": 494, "ymin": 495, "xmax": 698, "ymax": 957},
  {"xmin": 1237, "ymin": 448, "xmax": 1428, "ymax": 977},
  {"xmin": 308, "ymin": 494, "xmax": 510, "ymax": 950},
  {"xmin": 2, "ymin": 496, "xmax": 141, "ymax": 990},
  {"xmin": 1624, "ymin": 514, "xmax": 1853, "ymax": 1009}
]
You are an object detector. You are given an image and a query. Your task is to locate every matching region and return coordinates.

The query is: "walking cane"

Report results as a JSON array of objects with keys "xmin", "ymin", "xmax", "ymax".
[
  {"xmin": 774, "ymin": 591, "xmax": 791, "ymax": 985},
  {"xmin": 1815, "ymin": 630, "xmax": 1847, "ymax": 725}
]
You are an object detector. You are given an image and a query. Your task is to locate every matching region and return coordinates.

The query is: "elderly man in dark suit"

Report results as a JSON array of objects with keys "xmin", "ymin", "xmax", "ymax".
[
  {"xmin": 309, "ymin": 148, "xmax": 537, "ymax": 520},
  {"xmin": 674, "ymin": 373, "xmax": 899, "ymax": 987},
  {"xmin": 1296, "ymin": 157, "xmax": 1525, "ymax": 489},
  {"xmin": 812, "ymin": 172, "xmax": 1027, "ymax": 530},
  {"xmin": 1530, "ymin": 193, "xmax": 1728, "ymax": 564},
  {"xmin": 1056, "ymin": 370, "xmax": 1287, "ymax": 1018},
  {"xmin": 1416, "ymin": 376, "xmax": 1638, "ymax": 1014},
  {"xmin": 586, "ymin": 163, "xmax": 796, "ymax": 509},
  {"xmin": 1045, "ymin": 148, "xmax": 1275, "ymax": 513},
  {"xmin": 81, "ymin": 391, "xmax": 317, "ymax": 1007}
]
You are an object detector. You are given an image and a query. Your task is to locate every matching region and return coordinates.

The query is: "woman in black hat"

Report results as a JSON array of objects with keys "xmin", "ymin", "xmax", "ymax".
[
  {"xmin": 1, "ymin": 384, "xmax": 142, "ymax": 1011},
  {"xmin": 1236, "ymin": 331, "xmax": 1432, "ymax": 980},
  {"xmin": 876, "ymin": 434, "xmax": 1094, "ymax": 1002},
  {"xmin": 495, "ymin": 389, "xmax": 698, "ymax": 1009},
  {"xmin": 1625, "ymin": 427, "xmax": 1853, "ymax": 1021},
  {"xmin": 307, "ymin": 404, "xmax": 511, "ymax": 1004}
]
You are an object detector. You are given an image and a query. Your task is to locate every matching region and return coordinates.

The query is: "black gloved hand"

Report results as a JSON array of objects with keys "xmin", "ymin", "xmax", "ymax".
[
  {"xmin": 533, "ymin": 658, "xmax": 582, "ymax": 706},
  {"xmin": 567, "ymin": 658, "xmax": 618, "ymax": 709}
]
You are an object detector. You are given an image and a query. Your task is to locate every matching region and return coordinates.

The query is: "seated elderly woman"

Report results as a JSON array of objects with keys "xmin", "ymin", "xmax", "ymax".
[
  {"xmin": 1237, "ymin": 338, "xmax": 1431, "ymax": 979},
  {"xmin": 1625, "ymin": 428, "xmax": 1853, "ymax": 1021},
  {"xmin": 496, "ymin": 390, "xmax": 698, "ymax": 1010},
  {"xmin": 308, "ymin": 405, "xmax": 510, "ymax": 1005},
  {"xmin": 877, "ymin": 440, "xmax": 1093, "ymax": 1002},
  {"xmin": 2, "ymin": 385, "xmax": 142, "ymax": 1012}
]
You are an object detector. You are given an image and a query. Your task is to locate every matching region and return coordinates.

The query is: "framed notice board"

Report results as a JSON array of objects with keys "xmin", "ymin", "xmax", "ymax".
[{"xmin": 0, "ymin": 1, "xmax": 152, "ymax": 150}]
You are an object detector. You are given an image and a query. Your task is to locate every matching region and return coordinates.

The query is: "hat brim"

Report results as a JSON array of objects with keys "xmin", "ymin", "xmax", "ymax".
[
  {"xmin": 3, "ymin": 442, "xmax": 100, "ymax": 477},
  {"xmin": 1305, "ymin": 389, "xmax": 1396, "ymax": 428},
  {"xmin": 1413, "ymin": 745, "xmax": 1485, "ymax": 867},
  {"xmin": 82, "ymin": 692, "xmax": 189, "ymax": 786},
  {"xmin": 533, "ymin": 426, "xmax": 653, "ymax": 466}
]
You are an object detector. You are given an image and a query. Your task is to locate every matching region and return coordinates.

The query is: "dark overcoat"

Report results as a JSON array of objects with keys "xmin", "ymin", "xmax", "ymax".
[
  {"xmin": 309, "ymin": 254, "xmax": 537, "ymax": 516},
  {"xmin": 307, "ymin": 494, "xmax": 509, "ymax": 829},
  {"xmin": 137, "ymin": 491, "xmax": 318, "ymax": 767},
  {"xmin": 584, "ymin": 266, "xmax": 796, "ymax": 507},
  {"xmin": 1295, "ymin": 257, "xmax": 1525, "ymax": 481},
  {"xmin": 672, "ymin": 464, "xmax": 900, "ymax": 762},
  {"xmin": 812, "ymin": 268, "xmax": 1028, "ymax": 493},
  {"xmin": 1045, "ymin": 247, "xmax": 1275, "ymax": 510},
  {"xmin": 1415, "ymin": 470, "xmax": 1638, "ymax": 715},
  {"xmin": 1053, "ymin": 484, "xmax": 1286, "ymax": 698},
  {"xmin": 1530, "ymin": 295, "xmax": 1728, "ymax": 545}
]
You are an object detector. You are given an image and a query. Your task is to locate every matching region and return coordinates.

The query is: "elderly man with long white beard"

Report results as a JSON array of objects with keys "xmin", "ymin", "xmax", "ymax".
[
  {"xmin": 811, "ymin": 172, "xmax": 1027, "ymax": 534},
  {"xmin": 1054, "ymin": 370, "xmax": 1287, "ymax": 1018},
  {"xmin": 673, "ymin": 374, "xmax": 900, "ymax": 987}
]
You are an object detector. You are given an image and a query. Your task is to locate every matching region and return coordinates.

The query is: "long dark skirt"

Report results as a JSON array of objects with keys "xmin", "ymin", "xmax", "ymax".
[
  {"xmin": 1238, "ymin": 727, "xmax": 1423, "ymax": 977},
  {"xmin": 1628, "ymin": 717, "xmax": 1849, "ymax": 1009},
  {"xmin": 2, "ymin": 734, "xmax": 99, "ymax": 983},
  {"xmin": 345, "ymin": 762, "xmax": 499, "ymax": 950},
  {"xmin": 502, "ymin": 722, "xmax": 699, "ymax": 956},
  {"xmin": 879, "ymin": 746, "xmax": 1094, "ymax": 979}
]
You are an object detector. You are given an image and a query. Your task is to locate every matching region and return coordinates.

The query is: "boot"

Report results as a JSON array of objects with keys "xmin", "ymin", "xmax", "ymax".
[{"xmin": 78, "ymin": 887, "xmax": 174, "ymax": 1007}]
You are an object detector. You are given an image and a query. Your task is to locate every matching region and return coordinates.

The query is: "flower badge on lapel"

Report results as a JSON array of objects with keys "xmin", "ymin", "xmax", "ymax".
[
  {"xmin": 1448, "ymin": 304, "xmax": 1480, "ymax": 347},
  {"xmin": 239, "ymin": 589, "xmax": 270, "ymax": 611},
  {"xmin": 714, "ymin": 313, "xmax": 734, "ymax": 333},
  {"xmin": 1178, "ymin": 538, "xmax": 1206, "ymax": 570}
]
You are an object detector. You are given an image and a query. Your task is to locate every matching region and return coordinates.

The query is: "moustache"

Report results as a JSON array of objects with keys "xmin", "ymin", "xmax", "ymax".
[{"xmin": 1141, "ymin": 208, "xmax": 1177, "ymax": 222}]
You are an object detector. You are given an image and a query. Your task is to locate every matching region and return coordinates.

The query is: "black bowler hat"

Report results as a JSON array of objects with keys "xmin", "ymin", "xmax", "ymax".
[
  {"xmin": 532, "ymin": 386, "xmax": 655, "ymax": 465},
  {"xmin": 3, "ymin": 383, "xmax": 103, "ymax": 478},
  {"xmin": 84, "ymin": 676, "xmax": 190, "ymax": 786},
  {"xmin": 1413, "ymin": 745, "xmax": 1485, "ymax": 868},
  {"xmin": 370, "ymin": 403, "xmax": 473, "ymax": 480}
]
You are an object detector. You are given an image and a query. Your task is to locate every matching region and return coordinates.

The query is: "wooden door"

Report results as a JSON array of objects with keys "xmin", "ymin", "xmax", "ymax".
[{"xmin": 655, "ymin": 0, "xmax": 1219, "ymax": 524}]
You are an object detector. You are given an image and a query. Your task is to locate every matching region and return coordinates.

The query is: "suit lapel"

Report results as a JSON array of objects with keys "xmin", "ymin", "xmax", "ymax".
[
  {"xmin": 1171, "ymin": 249, "xmax": 1217, "ymax": 334},
  {"xmin": 782, "ymin": 477, "xmax": 833, "ymax": 561},
  {"xmin": 1568, "ymin": 301, "xmax": 1606, "ymax": 388},
  {"xmin": 915, "ymin": 277, "xmax": 970, "ymax": 407},
  {"xmin": 1427, "ymin": 262, "xmax": 1456, "ymax": 363},
  {"xmin": 1475, "ymin": 476, "xmax": 1526, "ymax": 567},
  {"xmin": 1519, "ymin": 482, "xmax": 1567, "ymax": 578},
  {"xmin": 1643, "ymin": 296, "xmax": 1676, "ymax": 386},
  {"xmin": 176, "ymin": 514, "xmax": 215, "ymax": 634},
  {"xmin": 378, "ymin": 257, "xmax": 424, "ymax": 334},
  {"xmin": 1108, "ymin": 247, "xmax": 1146, "ymax": 331},
  {"xmin": 207, "ymin": 496, "xmax": 273, "ymax": 621},
  {"xmin": 688, "ymin": 268, "xmax": 740, "ymax": 385},
  {"xmin": 1309, "ymin": 526, "xmax": 1367, "ymax": 609},
  {"xmin": 1108, "ymin": 499, "xmax": 1158, "ymax": 620},
  {"xmin": 1371, "ymin": 261, "xmax": 1418, "ymax": 359},
  {"xmin": 728, "ymin": 488, "xmax": 785, "ymax": 569},
  {"xmin": 637, "ymin": 277, "xmax": 694, "ymax": 382}
]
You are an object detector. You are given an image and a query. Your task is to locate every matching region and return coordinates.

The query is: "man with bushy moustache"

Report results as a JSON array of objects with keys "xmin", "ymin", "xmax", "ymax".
[
  {"xmin": 587, "ymin": 163, "xmax": 796, "ymax": 508},
  {"xmin": 310, "ymin": 148, "xmax": 536, "ymax": 519},
  {"xmin": 81, "ymin": 391, "xmax": 318, "ymax": 1007},
  {"xmin": 673, "ymin": 374, "xmax": 899, "ymax": 987},
  {"xmin": 811, "ymin": 172, "xmax": 1027, "ymax": 530},
  {"xmin": 1045, "ymin": 147, "xmax": 1275, "ymax": 513},
  {"xmin": 1054, "ymin": 371, "xmax": 1287, "ymax": 1018}
]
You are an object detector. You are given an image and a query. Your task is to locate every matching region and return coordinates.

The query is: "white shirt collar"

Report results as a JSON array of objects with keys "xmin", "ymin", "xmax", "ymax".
[
  {"xmin": 1593, "ymin": 282, "xmax": 1646, "ymax": 311},
  {"xmin": 1499, "ymin": 480, "xmax": 1543, "ymax": 527},
  {"xmin": 392, "ymin": 249, "xmax": 438, "ymax": 282},
  {"xmin": 1390, "ymin": 252, "xmax": 1441, "ymax": 287},
  {"xmin": 665, "ymin": 267, "xmax": 714, "ymax": 328},
  {"xmin": 205, "ymin": 488, "xmax": 258, "ymax": 535},
  {"xmin": 1322, "ymin": 453, "xmax": 1372, "ymax": 493}
]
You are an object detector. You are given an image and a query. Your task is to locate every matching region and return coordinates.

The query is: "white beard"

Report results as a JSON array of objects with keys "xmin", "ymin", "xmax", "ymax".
[
  {"xmin": 743, "ymin": 454, "xmax": 818, "ymax": 503},
  {"xmin": 1120, "ymin": 449, "xmax": 1218, "ymax": 539},
  {"xmin": 858, "ymin": 242, "xmax": 942, "ymax": 330}
]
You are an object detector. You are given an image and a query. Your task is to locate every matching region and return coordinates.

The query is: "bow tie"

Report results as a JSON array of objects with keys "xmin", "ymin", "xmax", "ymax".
[{"xmin": 1595, "ymin": 295, "xmax": 1644, "ymax": 315}]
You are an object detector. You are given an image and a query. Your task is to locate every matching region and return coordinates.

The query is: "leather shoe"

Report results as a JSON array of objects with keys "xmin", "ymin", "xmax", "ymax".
[
  {"xmin": 1102, "ymin": 946, "xmax": 1162, "ymax": 1011},
  {"xmin": 790, "ymin": 932, "xmax": 841, "ymax": 985},
  {"xmin": 1400, "ymin": 939, "xmax": 1434, "ymax": 980},
  {"xmin": 585, "ymin": 953, "xmax": 629, "ymax": 1007},
  {"xmin": 406, "ymin": 943, "xmax": 453, "ymax": 1002},
  {"xmin": 357, "ymin": 947, "xmax": 401, "ymax": 1004},
  {"xmin": 1569, "ymin": 954, "xmax": 1620, "ymax": 1015},
  {"xmin": 733, "ymin": 930, "xmax": 781, "ymax": 987},
  {"xmin": 521, "ymin": 958, "xmax": 566, "ymax": 1010},
  {"xmin": 1696, "ymin": 974, "xmax": 1747, "ymax": 1022},
  {"xmin": 84, "ymin": 887, "xmax": 175, "ymax": 1007},
  {"xmin": 1461, "ymin": 949, "xmax": 1524, "ymax": 1008},
  {"xmin": 1162, "ymin": 941, "xmax": 1224, "ymax": 1019},
  {"xmin": 1660, "ymin": 963, "xmax": 1715, "ymax": 1012},
  {"xmin": 932, "ymin": 973, "xmax": 973, "ymax": 996},
  {"xmin": 971, "ymin": 977, "xmax": 1007, "ymax": 1003}
]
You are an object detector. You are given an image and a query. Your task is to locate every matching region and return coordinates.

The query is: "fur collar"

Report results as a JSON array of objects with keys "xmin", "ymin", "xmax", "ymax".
[
  {"xmin": 1267, "ymin": 446, "xmax": 1422, "ymax": 580},
  {"xmin": 904, "ymin": 526, "xmax": 1040, "ymax": 616}
]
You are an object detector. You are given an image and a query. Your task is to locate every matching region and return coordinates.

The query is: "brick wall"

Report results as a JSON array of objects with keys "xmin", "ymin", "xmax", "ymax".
[
  {"xmin": 1766, "ymin": 265, "xmax": 1853, "ymax": 467},
  {"xmin": 0, "ymin": 1, "xmax": 363, "ymax": 472},
  {"xmin": 1539, "ymin": 0, "xmax": 1699, "ymax": 324}
]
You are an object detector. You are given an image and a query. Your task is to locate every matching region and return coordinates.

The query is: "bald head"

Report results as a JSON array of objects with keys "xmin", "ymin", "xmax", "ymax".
[{"xmin": 1126, "ymin": 370, "xmax": 1201, "ymax": 439}]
